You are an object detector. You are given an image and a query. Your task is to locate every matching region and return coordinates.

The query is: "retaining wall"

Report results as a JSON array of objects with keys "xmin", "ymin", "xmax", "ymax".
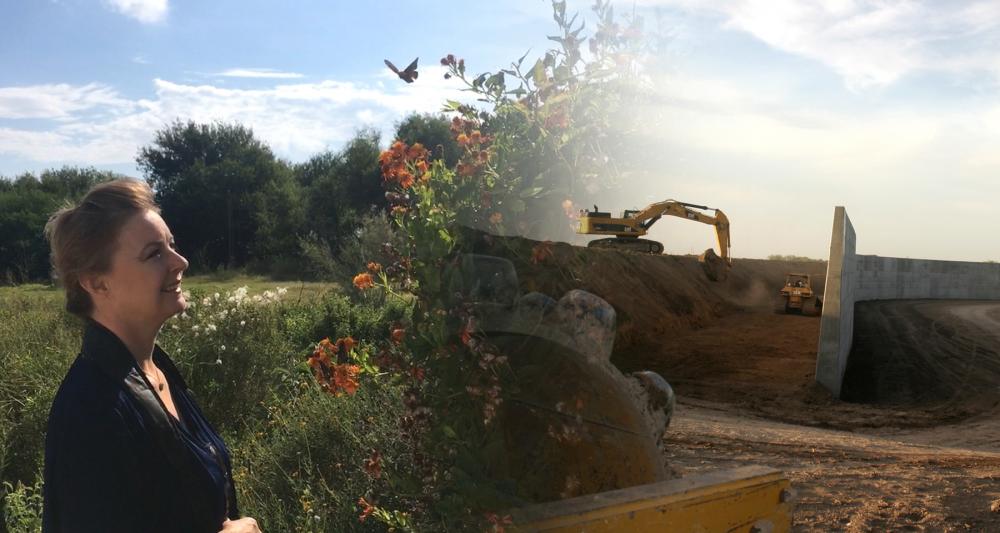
[{"xmin": 815, "ymin": 207, "xmax": 1000, "ymax": 397}]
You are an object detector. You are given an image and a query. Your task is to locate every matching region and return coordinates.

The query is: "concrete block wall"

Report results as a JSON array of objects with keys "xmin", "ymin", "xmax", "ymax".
[
  {"xmin": 855, "ymin": 256, "xmax": 1000, "ymax": 301},
  {"xmin": 815, "ymin": 206, "xmax": 1000, "ymax": 397}
]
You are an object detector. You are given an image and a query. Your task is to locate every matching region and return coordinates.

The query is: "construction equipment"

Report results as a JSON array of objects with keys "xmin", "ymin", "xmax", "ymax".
[
  {"xmin": 779, "ymin": 273, "xmax": 820, "ymax": 314},
  {"xmin": 577, "ymin": 200, "xmax": 732, "ymax": 281},
  {"xmin": 512, "ymin": 465, "xmax": 793, "ymax": 532}
]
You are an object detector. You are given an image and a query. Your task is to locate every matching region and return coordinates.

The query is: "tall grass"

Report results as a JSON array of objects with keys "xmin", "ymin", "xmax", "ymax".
[{"xmin": 1, "ymin": 277, "xmax": 410, "ymax": 532}]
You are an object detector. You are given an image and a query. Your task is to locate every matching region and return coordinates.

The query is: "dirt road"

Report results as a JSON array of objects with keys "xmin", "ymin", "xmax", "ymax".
[
  {"xmin": 659, "ymin": 300, "xmax": 1000, "ymax": 531},
  {"xmin": 665, "ymin": 401, "xmax": 1000, "ymax": 532}
]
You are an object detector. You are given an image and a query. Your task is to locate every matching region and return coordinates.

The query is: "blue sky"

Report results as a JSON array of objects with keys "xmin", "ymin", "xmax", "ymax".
[{"xmin": 3, "ymin": 0, "xmax": 1000, "ymax": 261}]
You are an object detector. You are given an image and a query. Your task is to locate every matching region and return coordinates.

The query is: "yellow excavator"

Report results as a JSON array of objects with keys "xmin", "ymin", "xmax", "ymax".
[{"xmin": 578, "ymin": 200, "xmax": 733, "ymax": 281}]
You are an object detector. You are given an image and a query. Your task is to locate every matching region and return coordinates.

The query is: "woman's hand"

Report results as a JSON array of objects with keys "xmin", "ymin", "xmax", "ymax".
[{"xmin": 218, "ymin": 517, "xmax": 262, "ymax": 533}]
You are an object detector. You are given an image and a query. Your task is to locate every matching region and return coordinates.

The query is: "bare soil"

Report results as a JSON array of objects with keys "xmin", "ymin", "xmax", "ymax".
[{"xmin": 473, "ymin": 232, "xmax": 1000, "ymax": 531}]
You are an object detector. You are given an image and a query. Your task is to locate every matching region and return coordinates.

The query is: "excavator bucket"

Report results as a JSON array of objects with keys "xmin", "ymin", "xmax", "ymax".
[{"xmin": 698, "ymin": 248, "xmax": 729, "ymax": 282}]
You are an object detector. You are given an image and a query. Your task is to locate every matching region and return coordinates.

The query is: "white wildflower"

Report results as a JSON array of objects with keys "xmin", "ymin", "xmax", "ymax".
[
  {"xmin": 214, "ymin": 292, "xmax": 220, "ymax": 299},
  {"xmin": 252, "ymin": 295, "xmax": 263, "ymax": 303},
  {"xmin": 235, "ymin": 286, "xmax": 248, "ymax": 300},
  {"xmin": 192, "ymin": 325, "xmax": 200, "ymax": 331},
  {"xmin": 218, "ymin": 310, "xmax": 228, "ymax": 320},
  {"xmin": 263, "ymin": 290, "xmax": 275, "ymax": 301},
  {"xmin": 215, "ymin": 358, "xmax": 223, "ymax": 365},
  {"xmin": 201, "ymin": 296, "xmax": 212, "ymax": 307},
  {"xmin": 207, "ymin": 324, "xmax": 217, "ymax": 332},
  {"xmin": 277, "ymin": 287, "xmax": 288, "ymax": 296},
  {"xmin": 240, "ymin": 320, "xmax": 246, "ymax": 327},
  {"xmin": 220, "ymin": 345, "xmax": 226, "ymax": 351},
  {"xmin": 180, "ymin": 312, "xmax": 189, "ymax": 320},
  {"xmin": 171, "ymin": 323, "xmax": 179, "ymax": 330}
]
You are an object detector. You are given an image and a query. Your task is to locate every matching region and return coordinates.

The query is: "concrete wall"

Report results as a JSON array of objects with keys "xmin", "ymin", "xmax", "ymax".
[
  {"xmin": 815, "ymin": 207, "xmax": 1000, "ymax": 397},
  {"xmin": 815, "ymin": 207, "xmax": 856, "ymax": 397},
  {"xmin": 855, "ymin": 256, "xmax": 1000, "ymax": 301}
]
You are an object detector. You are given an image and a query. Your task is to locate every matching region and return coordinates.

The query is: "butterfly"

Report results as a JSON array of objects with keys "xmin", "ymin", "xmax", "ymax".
[{"xmin": 384, "ymin": 57, "xmax": 419, "ymax": 83}]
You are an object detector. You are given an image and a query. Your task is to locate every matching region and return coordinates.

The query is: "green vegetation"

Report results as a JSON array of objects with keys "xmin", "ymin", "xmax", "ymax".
[
  {"xmin": 1, "ymin": 278, "xmax": 411, "ymax": 532},
  {"xmin": 1, "ymin": 1, "xmax": 655, "ymax": 530},
  {"xmin": 767, "ymin": 254, "xmax": 825, "ymax": 262}
]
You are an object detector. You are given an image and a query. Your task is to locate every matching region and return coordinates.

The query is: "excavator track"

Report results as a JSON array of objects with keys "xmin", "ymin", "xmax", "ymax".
[{"xmin": 587, "ymin": 238, "xmax": 664, "ymax": 254}]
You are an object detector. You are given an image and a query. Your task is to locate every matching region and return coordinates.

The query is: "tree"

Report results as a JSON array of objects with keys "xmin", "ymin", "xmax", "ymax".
[
  {"xmin": 394, "ymin": 113, "xmax": 462, "ymax": 167},
  {"xmin": 295, "ymin": 129, "xmax": 384, "ymax": 252},
  {"xmin": 0, "ymin": 167, "xmax": 122, "ymax": 283},
  {"xmin": 137, "ymin": 121, "xmax": 302, "ymax": 271}
]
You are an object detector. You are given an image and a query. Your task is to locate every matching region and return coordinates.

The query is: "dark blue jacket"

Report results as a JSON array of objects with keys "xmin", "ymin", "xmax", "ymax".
[{"xmin": 43, "ymin": 320, "xmax": 239, "ymax": 533}]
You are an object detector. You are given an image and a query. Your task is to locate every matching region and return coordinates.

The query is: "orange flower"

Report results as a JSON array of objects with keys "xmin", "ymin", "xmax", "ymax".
[
  {"xmin": 470, "ymin": 130, "xmax": 482, "ymax": 144},
  {"xmin": 391, "ymin": 205, "xmax": 408, "ymax": 216},
  {"xmin": 353, "ymin": 273, "xmax": 375, "ymax": 290},
  {"xmin": 415, "ymin": 159, "xmax": 428, "ymax": 174},
  {"xmin": 531, "ymin": 241, "xmax": 554, "ymax": 264},
  {"xmin": 391, "ymin": 328, "xmax": 405, "ymax": 345},
  {"xmin": 337, "ymin": 336, "xmax": 357, "ymax": 355},
  {"xmin": 363, "ymin": 449, "xmax": 382, "ymax": 479},
  {"xmin": 406, "ymin": 142, "xmax": 428, "ymax": 160},
  {"xmin": 456, "ymin": 162, "xmax": 475, "ymax": 177},
  {"xmin": 358, "ymin": 497, "xmax": 375, "ymax": 523},
  {"xmin": 398, "ymin": 171, "xmax": 415, "ymax": 189},
  {"xmin": 332, "ymin": 363, "xmax": 361, "ymax": 395},
  {"xmin": 367, "ymin": 262, "xmax": 381, "ymax": 273},
  {"xmin": 456, "ymin": 133, "xmax": 470, "ymax": 146},
  {"xmin": 489, "ymin": 212, "xmax": 503, "ymax": 225}
]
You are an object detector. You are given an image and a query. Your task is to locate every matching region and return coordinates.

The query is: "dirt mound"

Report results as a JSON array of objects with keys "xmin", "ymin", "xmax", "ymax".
[{"xmin": 471, "ymin": 231, "xmax": 1000, "ymax": 430}]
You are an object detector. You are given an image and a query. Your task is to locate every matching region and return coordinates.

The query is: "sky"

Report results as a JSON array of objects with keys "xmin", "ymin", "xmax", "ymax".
[{"xmin": 2, "ymin": 0, "xmax": 999, "ymax": 261}]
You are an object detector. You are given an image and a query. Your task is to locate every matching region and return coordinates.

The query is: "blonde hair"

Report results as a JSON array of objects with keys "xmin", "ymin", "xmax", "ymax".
[{"xmin": 44, "ymin": 179, "xmax": 160, "ymax": 317}]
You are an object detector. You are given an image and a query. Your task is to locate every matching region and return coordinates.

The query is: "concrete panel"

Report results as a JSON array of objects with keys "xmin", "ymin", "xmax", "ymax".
[
  {"xmin": 816, "ymin": 207, "xmax": 856, "ymax": 397},
  {"xmin": 816, "ymin": 207, "xmax": 1000, "ymax": 396}
]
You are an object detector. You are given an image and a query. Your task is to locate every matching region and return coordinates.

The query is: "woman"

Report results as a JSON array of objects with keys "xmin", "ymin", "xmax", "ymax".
[{"xmin": 42, "ymin": 179, "xmax": 261, "ymax": 533}]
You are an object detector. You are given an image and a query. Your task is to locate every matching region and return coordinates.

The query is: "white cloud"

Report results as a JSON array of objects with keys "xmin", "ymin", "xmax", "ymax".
[
  {"xmin": 216, "ymin": 68, "xmax": 305, "ymax": 79},
  {"xmin": 643, "ymin": 0, "xmax": 1000, "ymax": 90},
  {"xmin": 0, "ymin": 66, "xmax": 469, "ymax": 167},
  {"xmin": 0, "ymin": 83, "xmax": 135, "ymax": 120},
  {"xmin": 103, "ymin": 0, "xmax": 168, "ymax": 24}
]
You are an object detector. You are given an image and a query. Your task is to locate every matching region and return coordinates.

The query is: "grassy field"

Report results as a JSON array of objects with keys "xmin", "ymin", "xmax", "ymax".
[{"xmin": 0, "ymin": 275, "xmax": 412, "ymax": 533}]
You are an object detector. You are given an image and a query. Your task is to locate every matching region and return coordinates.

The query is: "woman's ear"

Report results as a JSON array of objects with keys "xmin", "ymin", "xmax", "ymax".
[{"xmin": 78, "ymin": 272, "xmax": 108, "ymax": 298}]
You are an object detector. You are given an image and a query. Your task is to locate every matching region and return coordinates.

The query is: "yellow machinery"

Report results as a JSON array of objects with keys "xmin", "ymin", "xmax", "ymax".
[
  {"xmin": 577, "ymin": 200, "xmax": 732, "ymax": 281},
  {"xmin": 511, "ymin": 465, "xmax": 793, "ymax": 532},
  {"xmin": 779, "ymin": 273, "xmax": 819, "ymax": 314}
]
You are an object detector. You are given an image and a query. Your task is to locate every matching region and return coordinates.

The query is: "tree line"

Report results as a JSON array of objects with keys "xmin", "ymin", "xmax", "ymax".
[{"xmin": 0, "ymin": 113, "xmax": 459, "ymax": 284}]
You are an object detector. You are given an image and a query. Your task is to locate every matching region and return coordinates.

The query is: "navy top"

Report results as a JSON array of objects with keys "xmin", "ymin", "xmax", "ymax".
[{"xmin": 42, "ymin": 320, "xmax": 239, "ymax": 533}]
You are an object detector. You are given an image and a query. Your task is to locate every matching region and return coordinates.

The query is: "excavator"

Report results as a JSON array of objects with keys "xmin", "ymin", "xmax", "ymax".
[{"xmin": 577, "ymin": 200, "xmax": 733, "ymax": 281}]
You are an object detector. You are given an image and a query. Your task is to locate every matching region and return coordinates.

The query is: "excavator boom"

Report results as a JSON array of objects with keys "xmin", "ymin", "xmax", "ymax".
[{"xmin": 577, "ymin": 199, "xmax": 733, "ymax": 280}]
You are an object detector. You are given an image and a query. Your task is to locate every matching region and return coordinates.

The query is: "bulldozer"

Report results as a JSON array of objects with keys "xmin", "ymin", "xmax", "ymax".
[
  {"xmin": 577, "ymin": 200, "xmax": 732, "ymax": 281},
  {"xmin": 779, "ymin": 273, "xmax": 821, "ymax": 314}
]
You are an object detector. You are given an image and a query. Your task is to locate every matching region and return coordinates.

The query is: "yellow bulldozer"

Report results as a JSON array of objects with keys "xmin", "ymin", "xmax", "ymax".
[
  {"xmin": 779, "ymin": 273, "xmax": 821, "ymax": 314},
  {"xmin": 577, "ymin": 200, "xmax": 732, "ymax": 281}
]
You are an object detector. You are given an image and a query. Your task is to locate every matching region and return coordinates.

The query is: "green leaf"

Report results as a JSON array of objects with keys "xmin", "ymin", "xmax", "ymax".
[
  {"xmin": 444, "ymin": 99, "xmax": 463, "ymax": 110},
  {"xmin": 531, "ymin": 58, "xmax": 547, "ymax": 86},
  {"xmin": 519, "ymin": 186, "xmax": 545, "ymax": 199},
  {"xmin": 515, "ymin": 48, "xmax": 532, "ymax": 68}
]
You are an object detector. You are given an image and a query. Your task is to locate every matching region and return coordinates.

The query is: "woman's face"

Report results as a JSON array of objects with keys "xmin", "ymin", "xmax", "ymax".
[{"xmin": 92, "ymin": 209, "xmax": 189, "ymax": 327}]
